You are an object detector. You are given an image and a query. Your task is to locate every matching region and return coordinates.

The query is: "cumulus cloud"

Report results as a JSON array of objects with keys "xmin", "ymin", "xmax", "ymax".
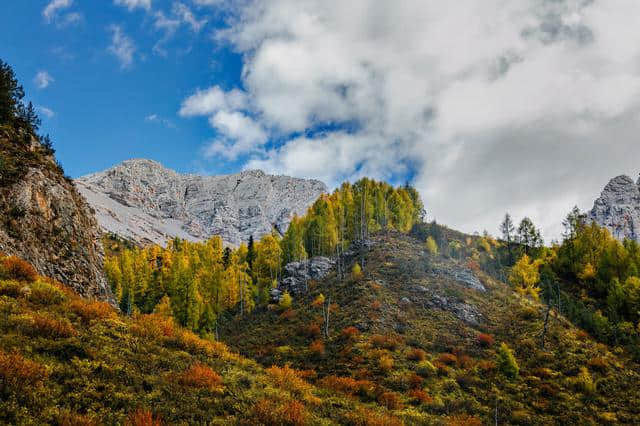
[
  {"xmin": 184, "ymin": 0, "xmax": 640, "ymax": 239},
  {"xmin": 113, "ymin": 0, "xmax": 151, "ymax": 11},
  {"xmin": 107, "ymin": 25, "xmax": 136, "ymax": 69},
  {"xmin": 34, "ymin": 71, "xmax": 54, "ymax": 89}
]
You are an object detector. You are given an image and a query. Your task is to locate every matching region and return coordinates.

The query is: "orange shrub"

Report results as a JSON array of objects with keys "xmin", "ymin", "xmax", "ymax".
[
  {"xmin": 23, "ymin": 313, "xmax": 77, "ymax": 339},
  {"xmin": 407, "ymin": 348, "xmax": 426, "ymax": 361},
  {"xmin": 437, "ymin": 353, "xmax": 458, "ymax": 365},
  {"xmin": 175, "ymin": 363, "xmax": 223, "ymax": 392},
  {"xmin": 173, "ymin": 329, "xmax": 231, "ymax": 358},
  {"xmin": 304, "ymin": 323, "xmax": 321, "ymax": 338},
  {"xmin": 408, "ymin": 389, "xmax": 432, "ymax": 405},
  {"xmin": 319, "ymin": 375, "xmax": 375, "ymax": 396},
  {"xmin": 309, "ymin": 339, "xmax": 325, "ymax": 355},
  {"xmin": 311, "ymin": 294, "xmax": 325, "ymax": 307},
  {"xmin": 457, "ymin": 354, "xmax": 474, "ymax": 369},
  {"xmin": 125, "ymin": 409, "xmax": 163, "ymax": 426},
  {"xmin": 477, "ymin": 333, "xmax": 494, "ymax": 347},
  {"xmin": 588, "ymin": 357, "xmax": 609, "ymax": 372},
  {"xmin": 266, "ymin": 365, "xmax": 319, "ymax": 404},
  {"xmin": 377, "ymin": 391, "xmax": 402, "ymax": 410},
  {"xmin": 0, "ymin": 350, "xmax": 48, "ymax": 390},
  {"xmin": 344, "ymin": 407, "xmax": 403, "ymax": 426},
  {"xmin": 131, "ymin": 314, "xmax": 175, "ymax": 339},
  {"xmin": 69, "ymin": 299, "xmax": 116, "ymax": 323},
  {"xmin": 370, "ymin": 334, "xmax": 402, "ymax": 350},
  {"xmin": 1, "ymin": 256, "xmax": 38, "ymax": 282},
  {"xmin": 465, "ymin": 260, "xmax": 481, "ymax": 272},
  {"xmin": 252, "ymin": 398, "xmax": 309, "ymax": 426},
  {"xmin": 341, "ymin": 326, "xmax": 360, "ymax": 340},
  {"xmin": 477, "ymin": 360, "xmax": 495, "ymax": 372},
  {"xmin": 370, "ymin": 300, "xmax": 382, "ymax": 310},
  {"xmin": 408, "ymin": 373, "xmax": 424, "ymax": 389},
  {"xmin": 280, "ymin": 308, "xmax": 296, "ymax": 320}
]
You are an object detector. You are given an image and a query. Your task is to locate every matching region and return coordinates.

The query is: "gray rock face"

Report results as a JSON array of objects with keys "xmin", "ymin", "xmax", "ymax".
[
  {"xmin": 279, "ymin": 256, "xmax": 335, "ymax": 295},
  {"xmin": 589, "ymin": 174, "xmax": 640, "ymax": 242},
  {"xmin": 409, "ymin": 284, "xmax": 483, "ymax": 325},
  {"xmin": 433, "ymin": 266, "xmax": 486, "ymax": 292},
  {"xmin": 0, "ymin": 131, "xmax": 114, "ymax": 304},
  {"xmin": 75, "ymin": 159, "xmax": 327, "ymax": 246}
]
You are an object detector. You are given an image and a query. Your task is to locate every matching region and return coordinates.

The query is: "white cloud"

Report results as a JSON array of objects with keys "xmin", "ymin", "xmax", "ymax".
[
  {"xmin": 42, "ymin": 0, "xmax": 74, "ymax": 23},
  {"xmin": 107, "ymin": 25, "xmax": 136, "ymax": 69},
  {"xmin": 113, "ymin": 0, "xmax": 151, "ymax": 11},
  {"xmin": 34, "ymin": 71, "xmax": 54, "ymax": 89},
  {"xmin": 152, "ymin": 3, "xmax": 207, "ymax": 55},
  {"xmin": 184, "ymin": 0, "xmax": 640, "ymax": 240},
  {"xmin": 37, "ymin": 106, "xmax": 55, "ymax": 119},
  {"xmin": 173, "ymin": 2, "xmax": 206, "ymax": 32},
  {"xmin": 42, "ymin": 0, "xmax": 81, "ymax": 26},
  {"xmin": 145, "ymin": 113, "xmax": 177, "ymax": 129},
  {"xmin": 180, "ymin": 86, "xmax": 247, "ymax": 116}
]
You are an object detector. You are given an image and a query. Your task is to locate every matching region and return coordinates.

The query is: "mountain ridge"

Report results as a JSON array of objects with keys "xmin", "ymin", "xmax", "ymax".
[{"xmin": 76, "ymin": 159, "xmax": 327, "ymax": 246}]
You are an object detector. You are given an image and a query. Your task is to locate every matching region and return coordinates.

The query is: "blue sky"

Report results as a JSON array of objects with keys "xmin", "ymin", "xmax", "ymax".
[
  {"xmin": 3, "ymin": 1, "xmax": 640, "ymax": 240},
  {"xmin": 0, "ymin": 0, "xmax": 243, "ymax": 177}
]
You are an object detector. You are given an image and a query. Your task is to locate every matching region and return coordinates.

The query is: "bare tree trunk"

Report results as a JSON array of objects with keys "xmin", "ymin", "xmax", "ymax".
[{"xmin": 323, "ymin": 298, "xmax": 331, "ymax": 339}]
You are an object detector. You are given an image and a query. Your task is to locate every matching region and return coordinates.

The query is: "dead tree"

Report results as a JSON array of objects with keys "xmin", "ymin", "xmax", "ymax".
[{"xmin": 322, "ymin": 297, "xmax": 331, "ymax": 339}]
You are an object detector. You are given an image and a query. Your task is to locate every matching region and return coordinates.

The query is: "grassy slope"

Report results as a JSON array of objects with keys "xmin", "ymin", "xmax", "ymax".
[
  {"xmin": 0, "ymin": 264, "xmax": 404, "ymax": 425},
  {"xmin": 221, "ymin": 231, "xmax": 640, "ymax": 425}
]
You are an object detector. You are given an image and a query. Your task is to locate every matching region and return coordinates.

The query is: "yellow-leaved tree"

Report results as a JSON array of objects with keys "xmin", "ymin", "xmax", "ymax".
[{"xmin": 509, "ymin": 254, "xmax": 542, "ymax": 300}]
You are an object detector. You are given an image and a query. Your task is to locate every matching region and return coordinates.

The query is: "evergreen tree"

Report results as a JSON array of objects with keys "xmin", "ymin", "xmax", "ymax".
[{"xmin": 500, "ymin": 213, "xmax": 515, "ymax": 264}]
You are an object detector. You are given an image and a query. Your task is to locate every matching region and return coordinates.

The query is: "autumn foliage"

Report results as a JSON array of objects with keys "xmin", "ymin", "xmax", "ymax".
[
  {"xmin": 0, "ymin": 350, "xmax": 48, "ymax": 391},
  {"xmin": 0, "ymin": 255, "xmax": 38, "ymax": 282},
  {"xmin": 175, "ymin": 363, "xmax": 223, "ymax": 392},
  {"xmin": 125, "ymin": 409, "xmax": 163, "ymax": 426}
]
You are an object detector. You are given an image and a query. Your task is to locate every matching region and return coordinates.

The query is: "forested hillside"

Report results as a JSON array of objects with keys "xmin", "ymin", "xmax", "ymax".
[{"xmin": 104, "ymin": 179, "xmax": 425, "ymax": 334}]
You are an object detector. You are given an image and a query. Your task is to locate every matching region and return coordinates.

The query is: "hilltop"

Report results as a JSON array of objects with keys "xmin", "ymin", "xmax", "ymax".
[{"xmin": 220, "ymin": 227, "xmax": 640, "ymax": 424}]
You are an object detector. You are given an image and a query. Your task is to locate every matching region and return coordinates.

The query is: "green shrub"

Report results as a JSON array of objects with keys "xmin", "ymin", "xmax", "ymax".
[
  {"xmin": 416, "ymin": 360, "xmax": 437, "ymax": 377},
  {"xmin": 28, "ymin": 280, "xmax": 66, "ymax": 305},
  {"xmin": 0, "ymin": 280, "xmax": 22, "ymax": 298},
  {"xmin": 575, "ymin": 367, "xmax": 595, "ymax": 394},
  {"xmin": 279, "ymin": 291, "xmax": 293, "ymax": 310},
  {"xmin": 496, "ymin": 343, "xmax": 519, "ymax": 379}
]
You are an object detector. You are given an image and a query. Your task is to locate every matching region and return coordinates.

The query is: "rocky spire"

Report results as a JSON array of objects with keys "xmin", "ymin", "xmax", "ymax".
[{"xmin": 589, "ymin": 174, "xmax": 640, "ymax": 242}]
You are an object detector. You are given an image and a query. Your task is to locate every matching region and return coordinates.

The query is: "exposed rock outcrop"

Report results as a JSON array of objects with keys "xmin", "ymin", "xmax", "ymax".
[
  {"xmin": 0, "ymin": 130, "xmax": 114, "ymax": 303},
  {"xmin": 76, "ymin": 159, "xmax": 327, "ymax": 246},
  {"xmin": 276, "ymin": 256, "xmax": 335, "ymax": 298},
  {"xmin": 589, "ymin": 174, "xmax": 640, "ymax": 242}
]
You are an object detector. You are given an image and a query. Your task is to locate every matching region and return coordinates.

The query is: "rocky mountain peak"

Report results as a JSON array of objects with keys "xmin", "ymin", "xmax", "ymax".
[
  {"xmin": 76, "ymin": 159, "xmax": 327, "ymax": 246},
  {"xmin": 589, "ymin": 173, "xmax": 640, "ymax": 242}
]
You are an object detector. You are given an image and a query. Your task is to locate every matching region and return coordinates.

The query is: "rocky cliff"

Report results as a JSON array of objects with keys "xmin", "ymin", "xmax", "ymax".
[
  {"xmin": 589, "ymin": 174, "xmax": 640, "ymax": 242},
  {"xmin": 0, "ymin": 127, "xmax": 113, "ymax": 303},
  {"xmin": 76, "ymin": 159, "xmax": 327, "ymax": 246}
]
